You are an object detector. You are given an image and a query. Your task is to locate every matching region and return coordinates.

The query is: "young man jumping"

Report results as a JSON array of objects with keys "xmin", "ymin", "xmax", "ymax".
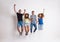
[{"xmin": 14, "ymin": 4, "xmax": 25, "ymax": 35}]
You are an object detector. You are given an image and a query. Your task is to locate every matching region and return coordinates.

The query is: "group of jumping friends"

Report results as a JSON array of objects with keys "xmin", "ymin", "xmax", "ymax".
[{"xmin": 14, "ymin": 4, "xmax": 44, "ymax": 36}]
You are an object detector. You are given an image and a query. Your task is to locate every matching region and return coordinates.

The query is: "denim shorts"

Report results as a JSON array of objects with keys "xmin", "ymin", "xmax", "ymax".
[
  {"xmin": 24, "ymin": 22, "xmax": 30, "ymax": 27},
  {"xmin": 17, "ymin": 21, "xmax": 23, "ymax": 28}
]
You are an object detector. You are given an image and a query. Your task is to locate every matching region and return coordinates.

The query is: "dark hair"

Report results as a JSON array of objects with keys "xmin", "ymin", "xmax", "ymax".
[
  {"xmin": 38, "ymin": 13, "xmax": 44, "ymax": 18},
  {"xmin": 24, "ymin": 13, "xmax": 29, "ymax": 18},
  {"xmin": 32, "ymin": 11, "xmax": 34, "ymax": 12}
]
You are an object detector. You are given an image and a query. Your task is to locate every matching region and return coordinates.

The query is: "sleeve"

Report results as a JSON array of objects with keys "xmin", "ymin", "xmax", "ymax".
[{"xmin": 35, "ymin": 15, "xmax": 36, "ymax": 18}]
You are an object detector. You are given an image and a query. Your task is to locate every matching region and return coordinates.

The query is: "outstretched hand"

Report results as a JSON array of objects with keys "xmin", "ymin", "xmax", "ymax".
[
  {"xmin": 14, "ymin": 4, "xmax": 17, "ymax": 13},
  {"xmin": 24, "ymin": 9, "xmax": 26, "ymax": 12},
  {"xmin": 23, "ymin": 9, "xmax": 26, "ymax": 14},
  {"xmin": 14, "ymin": 4, "xmax": 16, "ymax": 6},
  {"xmin": 43, "ymin": 8, "xmax": 45, "ymax": 13}
]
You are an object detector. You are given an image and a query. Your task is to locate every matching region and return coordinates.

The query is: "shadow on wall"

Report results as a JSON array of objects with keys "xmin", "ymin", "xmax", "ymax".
[
  {"xmin": 11, "ymin": 14, "xmax": 18, "ymax": 38},
  {"xmin": 0, "ymin": 14, "xmax": 18, "ymax": 39}
]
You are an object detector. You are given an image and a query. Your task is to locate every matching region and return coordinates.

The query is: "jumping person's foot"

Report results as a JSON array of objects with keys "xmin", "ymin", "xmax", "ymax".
[
  {"xmin": 25, "ymin": 32, "xmax": 28, "ymax": 36},
  {"xmin": 30, "ymin": 30, "xmax": 32, "ymax": 33},
  {"xmin": 33, "ymin": 30, "xmax": 36, "ymax": 33},
  {"xmin": 19, "ymin": 32, "xmax": 22, "ymax": 35},
  {"xmin": 33, "ymin": 28, "xmax": 37, "ymax": 33}
]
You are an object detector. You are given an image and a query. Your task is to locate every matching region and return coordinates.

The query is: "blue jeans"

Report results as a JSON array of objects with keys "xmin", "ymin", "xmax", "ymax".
[
  {"xmin": 30, "ymin": 23, "xmax": 37, "ymax": 33},
  {"xmin": 17, "ymin": 21, "xmax": 23, "ymax": 28}
]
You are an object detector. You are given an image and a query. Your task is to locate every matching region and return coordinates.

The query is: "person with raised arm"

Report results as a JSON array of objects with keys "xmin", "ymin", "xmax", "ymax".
[
  {"xmin": 38, "ymin": 9, "xmax": 45, "ymax": 30},
  {"xmin": 14, "ymin": 4, "xmax": 25, "ymax": 35}
]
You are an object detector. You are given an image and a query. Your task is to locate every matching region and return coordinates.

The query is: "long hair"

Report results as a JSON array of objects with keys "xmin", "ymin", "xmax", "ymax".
[
  {"xmin": 24, "ymin": 13, "xmax": 29, "ymax": 19},
  {"xmin": 38, "ymin": 13, "xmax": 44, "ymax": 18}
]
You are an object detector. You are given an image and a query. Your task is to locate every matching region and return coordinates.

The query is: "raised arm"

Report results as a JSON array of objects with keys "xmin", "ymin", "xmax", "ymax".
[
  {"xmin": 42, "ymin": 9, "xmax": 45, "ymax": 17},
  {"xmin": 43, "ymin": 9, "xmax": 45, "ymax": 14},
  {"xmin": 23, "ymin": 9, "xmax": 26, "ymax": 15},
  {"xmin": 14, "ymin": 4, "xmax": 17, "ymax": 13}
]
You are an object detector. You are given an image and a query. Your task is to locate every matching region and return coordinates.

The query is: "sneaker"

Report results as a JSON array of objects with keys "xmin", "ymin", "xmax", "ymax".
[
  {"xmin": 19, "ymin": 32, "xmax": 22, "ymax": 35},
  {"xmin": 25, "ymin": 32, "xmax": 28, "ymax": 36}
]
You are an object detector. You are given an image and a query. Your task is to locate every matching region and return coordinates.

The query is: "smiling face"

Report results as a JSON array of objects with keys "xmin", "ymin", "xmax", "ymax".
[
  {"xmin": 25, "ymin": 13, "xmax": 29, "ymax": 18},
  {"xmin": 39, "ymin": 14, "xmax": 42, "ymax": 17},
  {"xmin": 38, "ymin": 13, "xmax": 44, "ymax": 18},
  {"xmin": 32, "ymin": 11, "xmax": 34, "ymax": 15},
  {"xmin": 26, "ymin": 14, "xmax": 28, "ymax": 17}
]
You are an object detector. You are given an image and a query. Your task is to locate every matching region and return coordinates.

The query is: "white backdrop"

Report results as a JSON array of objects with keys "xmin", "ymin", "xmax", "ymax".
[{"xmin": 0, "ymin": 0, "xmax": 60, "ymax": 42}]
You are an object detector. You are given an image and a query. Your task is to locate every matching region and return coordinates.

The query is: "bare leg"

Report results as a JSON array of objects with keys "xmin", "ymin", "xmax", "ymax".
[
  {"xmin": 25, "ymin": 25, "xmax": 29, "ymax": 35},
  {"xmin": 20, "ymin": 26, "xmax": 23, "ymax": 35},
  {"xmin": 17, "ymin": 26, "xmax": 20, "ymax": 33},
  {"xmin": 17, "ymin": 26, "xmax": 23, "ymax": 35},
  {"xmin": 27, "ymin": 25, "xmax": 29, "ymax": 32},
  {"xmin": 25, "ymin": 26, "xmax": 26, "ymax": 32}
]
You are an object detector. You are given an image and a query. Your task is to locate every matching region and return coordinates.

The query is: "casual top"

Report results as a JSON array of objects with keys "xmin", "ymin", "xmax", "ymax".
[
  {"xmin": 24, "ymin": 18, "xmax": 30, "ymax": 23},
  {"xmin": 38, "ymin": 18, "xmax": 43, "ymax": 25},
  {"xmin": 30, "ymin": 15, "xmax": 36, "ymax": 24},
  {"xmin": 16, "ymin": 13, "xmax": 23, "ymax": 21}
]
